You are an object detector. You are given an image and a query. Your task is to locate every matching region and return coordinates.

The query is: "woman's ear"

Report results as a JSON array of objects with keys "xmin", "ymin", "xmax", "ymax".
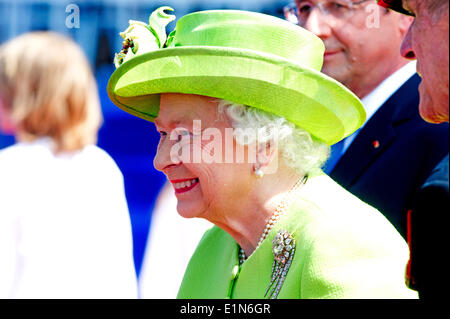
[{"xmin": 254, "ymin": 140, "xmax": 279, "ymax": 175}]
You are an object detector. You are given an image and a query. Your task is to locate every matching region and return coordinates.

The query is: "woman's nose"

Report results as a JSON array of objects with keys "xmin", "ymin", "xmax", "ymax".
[{"xmin": 153, "ymin": 136, "xmax": 181, "ymax": 172}]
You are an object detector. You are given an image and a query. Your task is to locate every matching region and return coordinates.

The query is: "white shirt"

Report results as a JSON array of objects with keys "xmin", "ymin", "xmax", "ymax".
[
  {"xmin": 342, "ymin": 61, "xmax": 418, "ymax": 153},
  {"xmin": 0, "ymin": 139, "xmax": 138, "ymax": 298},
  {"xmin": 139, "ymin": 182, "xmax": 212, "ymax": 299}
]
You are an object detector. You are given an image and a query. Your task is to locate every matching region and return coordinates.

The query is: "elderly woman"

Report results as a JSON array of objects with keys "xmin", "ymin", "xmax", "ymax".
[
  {"xmin": 108, "ymin": 7, "xmax": 417, "ymax": 298},
  {"xmin": 0, "ymin": 32, "xmax": 137, "ymax": 298}
]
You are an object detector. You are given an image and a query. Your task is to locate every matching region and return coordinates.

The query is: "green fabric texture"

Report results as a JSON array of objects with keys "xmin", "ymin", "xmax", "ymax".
[
  {"xmin": 107, "ymin": 9, "xmax": 366, "ymax": 145},
  {"xmin": 177, "ymin": 173, "xmax": 418, "ymax": 299}
]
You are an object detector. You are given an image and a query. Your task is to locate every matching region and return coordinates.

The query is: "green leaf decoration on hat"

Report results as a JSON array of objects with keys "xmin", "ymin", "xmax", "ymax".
[
  {"xmin": 149, "ymin": 6, "xmax": 176, "ymax": 48},
  {"xmin": 165, "ymin": 30, "xmax": 177, "ymax": 48},
  {"xmin": 113, "ymin": 6, "xmax": 175, "ymax": 68}
]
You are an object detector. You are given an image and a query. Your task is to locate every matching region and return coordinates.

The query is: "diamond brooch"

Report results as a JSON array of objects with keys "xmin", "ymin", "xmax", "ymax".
[{"xmin": 264, "ymin": 229, "xmax": 296, "ymax": 299}]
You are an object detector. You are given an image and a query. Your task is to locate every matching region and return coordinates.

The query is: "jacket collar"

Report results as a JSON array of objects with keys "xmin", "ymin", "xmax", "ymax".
[{"xmin": 330, "ymin": 74, "xmax": 421, "ymax": 188}]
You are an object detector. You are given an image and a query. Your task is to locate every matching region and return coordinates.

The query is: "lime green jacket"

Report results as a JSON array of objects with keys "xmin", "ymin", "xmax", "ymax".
[{"xmin": 177, "ymin": 173, "xmax": 418, "ymax": 299}]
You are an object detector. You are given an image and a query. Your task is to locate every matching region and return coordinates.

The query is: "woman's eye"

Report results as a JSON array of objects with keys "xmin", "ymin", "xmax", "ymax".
[
  {"xmin": 159, "ymin": 131, "xmax": 167, "ymax": 138},
  {"xmin": 169, "ymin": 128, "xmax": 192, "ymax": 142},
  {"xmin": 177, "ymin": 130, "xmax": 191, "ymax": 142},
  {"xmin": 332, "ymin": 1, "xmax": 347, "ymax": 9}
]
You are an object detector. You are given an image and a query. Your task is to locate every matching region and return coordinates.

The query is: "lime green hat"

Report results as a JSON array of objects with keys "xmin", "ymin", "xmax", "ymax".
[{"xmin": 107, "ymin": 7, "xmax": 365, "ymax": 145}]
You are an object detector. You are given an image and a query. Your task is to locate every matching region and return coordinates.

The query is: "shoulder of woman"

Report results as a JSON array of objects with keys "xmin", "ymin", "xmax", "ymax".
[
  {"xmin": 196, "ymin": 225, "xmax": 233, "ymax": 250},
  {"xmin": 290, "ymin": 174, "xmax": 400, "ymax": 237},
  {"xmin": 286, "ymin": 176, "xmax": 415, "ymax": 298},
  {"xmin": 287, "ymin": 174, "xmax": 409, "ymax": 265},
  {"xmin": 0, "ymin": 143, "xmax": 26, "ymax": 161},
  {"xmin": 0, "ymin": 143, "xmax": 31, "ymax": 177},
  {"xmin": 81, "ymin": 145, "xmax": 122, "ymax": 173}
]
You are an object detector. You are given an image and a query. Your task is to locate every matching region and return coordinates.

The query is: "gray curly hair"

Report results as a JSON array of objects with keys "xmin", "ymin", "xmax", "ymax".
[{"xmin": 217, "ymin": 100, "xmax": 330, "ymax": 175}]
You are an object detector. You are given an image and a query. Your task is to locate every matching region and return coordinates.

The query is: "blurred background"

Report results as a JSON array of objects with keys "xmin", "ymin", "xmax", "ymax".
[{"xmin": 0, "ymin": 0, "xmax": 291, "ymax": 279}]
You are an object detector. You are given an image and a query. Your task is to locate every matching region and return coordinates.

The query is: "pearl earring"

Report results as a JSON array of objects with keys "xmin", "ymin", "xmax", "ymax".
[{"xmin": 254, "ymin": 166, "xmax": 264, "ymax": 178}]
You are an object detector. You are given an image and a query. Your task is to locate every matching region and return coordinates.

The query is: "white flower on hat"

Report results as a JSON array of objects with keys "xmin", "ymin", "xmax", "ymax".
[{"xmin": 114, "ymin": 6, "xmax": 175, "ymax": 68}]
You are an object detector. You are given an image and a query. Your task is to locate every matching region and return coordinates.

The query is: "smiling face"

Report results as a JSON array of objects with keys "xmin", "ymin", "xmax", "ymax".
[
  {"xmin": 295, "ymin": 0, "xmax": 412, "ymax": 98},
  {"xmin": 153, "ymin": 93, "xmax": 255, "ymax": 220},
  {"xmin": 400, "ymin": 0, "xmax": 449, "ymax": 123}
]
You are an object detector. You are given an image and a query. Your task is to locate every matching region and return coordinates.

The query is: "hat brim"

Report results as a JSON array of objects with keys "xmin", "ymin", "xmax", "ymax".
[{"xmin": 107, "ymin": 46, "xmax": 365, "ymax": 145}]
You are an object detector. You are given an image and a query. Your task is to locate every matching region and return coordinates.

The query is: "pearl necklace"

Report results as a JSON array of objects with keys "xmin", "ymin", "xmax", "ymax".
[{"xmin": 238, "ymin": 175, "xmax": 308, "ymax": 265}]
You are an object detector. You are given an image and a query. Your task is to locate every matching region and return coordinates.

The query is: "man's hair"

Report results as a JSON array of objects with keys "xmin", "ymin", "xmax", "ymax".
[{"xmin": 0, "ymin": 32, "xmax": 102, "ymax": 153}]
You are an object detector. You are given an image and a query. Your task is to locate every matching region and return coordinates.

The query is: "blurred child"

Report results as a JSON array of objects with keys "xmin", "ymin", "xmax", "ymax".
[{"xmin": 0, "ymin": 32, "xmax": 137, "ymax": 298}]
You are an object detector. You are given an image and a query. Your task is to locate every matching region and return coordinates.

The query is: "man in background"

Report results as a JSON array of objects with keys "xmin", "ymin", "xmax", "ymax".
[
  {"xmin": 286, "ymin": 0, "xmax": 448, "ymax": 238},
  {"xmin": 378, "ymin": 0, "xmax": 449, "ymax": 298}
]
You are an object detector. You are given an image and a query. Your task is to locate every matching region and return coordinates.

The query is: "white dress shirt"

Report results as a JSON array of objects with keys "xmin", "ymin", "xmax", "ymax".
[{"xmin": 0, "ymin": 138, "xmax": 138, "ymax": 298}]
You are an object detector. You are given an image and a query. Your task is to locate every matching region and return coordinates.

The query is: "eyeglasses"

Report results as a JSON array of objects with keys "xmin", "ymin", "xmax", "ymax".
[{"xmin": 283, "ymin": 0, "xmax": 372, "ymax": 26}]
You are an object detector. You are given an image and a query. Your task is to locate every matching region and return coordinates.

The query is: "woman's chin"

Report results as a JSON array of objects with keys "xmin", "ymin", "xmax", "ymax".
[{"xmin": 176, "ymin": 201, "xmax": 203, "ymax": 219}]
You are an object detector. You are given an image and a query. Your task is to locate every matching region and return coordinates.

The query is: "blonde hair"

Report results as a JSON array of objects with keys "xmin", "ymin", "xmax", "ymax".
[{"xmin": 0, "ymin": 32, "xmax": 102, "ymax": 153}]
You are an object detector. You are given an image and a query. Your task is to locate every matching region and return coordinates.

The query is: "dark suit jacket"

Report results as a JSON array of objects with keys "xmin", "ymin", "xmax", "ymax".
[
  {"xmin": 330, "ymin": 74, "xmax": 449, "ymax": 238},
  {"xmin": 409, "ymin": 154, "xmax": 449, "ymax": 298}
]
